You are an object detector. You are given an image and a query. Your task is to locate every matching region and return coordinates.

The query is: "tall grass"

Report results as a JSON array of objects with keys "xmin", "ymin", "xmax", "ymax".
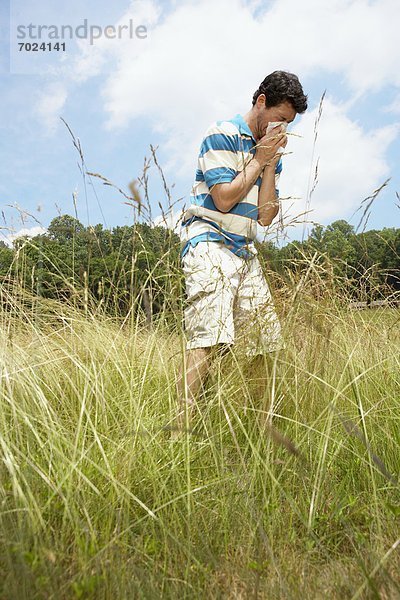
[
  {"xmin": 1, "ymin": 117, "xmax": 399, "ymax": 598},
  {"xmin": 0, "ymin": 246, "xmax": 399, "ymax": 599}
]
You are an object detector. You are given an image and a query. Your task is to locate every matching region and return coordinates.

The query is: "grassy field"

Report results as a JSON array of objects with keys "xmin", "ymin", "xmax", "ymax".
[{"xmin": 0, "ymin": 274, "xmax": 399, "ymax": 599}]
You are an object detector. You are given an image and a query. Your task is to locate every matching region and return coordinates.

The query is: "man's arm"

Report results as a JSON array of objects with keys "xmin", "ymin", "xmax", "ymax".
[
  {"xmin": 257, "ymin": 165, "xmax": 280, "ymax": 226},
  {"xmin": 210, "ymin": 157, "xmax": 264, "ymax": 212},
  {"xmin": 209, "ymin": 126, "xmax": 286, "ymax": 213}
]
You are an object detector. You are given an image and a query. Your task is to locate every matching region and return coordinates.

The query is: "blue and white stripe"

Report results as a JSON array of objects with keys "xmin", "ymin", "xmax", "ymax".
[{"xmin": 180, "ymin": 114, "xmax": 282, "ymax": 260}]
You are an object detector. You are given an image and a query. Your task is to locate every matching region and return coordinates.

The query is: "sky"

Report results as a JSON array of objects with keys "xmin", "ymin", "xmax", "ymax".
[{"xmin": 0, "ymin": 0, "xmax": 399, "ymax": 248}]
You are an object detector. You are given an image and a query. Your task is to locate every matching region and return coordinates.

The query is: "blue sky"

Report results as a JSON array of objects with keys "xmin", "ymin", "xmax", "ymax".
[{"xmin": 1, "ymin": 0, "xmax": 399, "ymax": 247}]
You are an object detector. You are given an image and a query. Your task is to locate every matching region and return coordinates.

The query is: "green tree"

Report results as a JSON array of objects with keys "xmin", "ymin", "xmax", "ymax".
[
  {"xmin": 47, "ymin": 215, "xmax": 85, "ymax": 243},
  {"xmin": 0, "ymin": 241, "xmax": 13, "ymax": 276}
]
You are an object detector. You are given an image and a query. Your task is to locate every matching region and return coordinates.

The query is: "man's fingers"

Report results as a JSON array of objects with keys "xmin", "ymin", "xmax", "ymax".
[
  {"xmin": 265, "ymin": 127, "xmax": 282, "ymax": 141},
  {"xmin": 273, "ymin": 133, "xmax": 287, "ymax": 149}
]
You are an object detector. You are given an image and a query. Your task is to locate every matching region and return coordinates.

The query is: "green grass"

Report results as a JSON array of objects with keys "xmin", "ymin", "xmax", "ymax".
[{"xmin": 0, "ymin": 279, "xmax": 399, "ymax": 599}]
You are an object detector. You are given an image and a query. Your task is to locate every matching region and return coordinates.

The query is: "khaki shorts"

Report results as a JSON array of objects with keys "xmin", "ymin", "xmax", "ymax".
[{"xmin": 181, "ymin": 241, "xmax": 284, "ymax": 357}]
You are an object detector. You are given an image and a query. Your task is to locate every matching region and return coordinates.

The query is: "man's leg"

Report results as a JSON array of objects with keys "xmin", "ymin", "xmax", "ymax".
[
  {"xmin": 233, "ymin": 256, "xmax": 283, "ymax": 409},
  {"xmin": 171, "ymin": 346, "xmax": 212, "ymax": 439},
  {"xmin": 173, "ymin": 242, "xmax": 240, "ymax": 439}
]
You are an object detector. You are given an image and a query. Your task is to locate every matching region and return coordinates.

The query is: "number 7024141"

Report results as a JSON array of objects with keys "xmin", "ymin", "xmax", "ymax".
[{"xmin": 18, "ymin": 42, "xmax": 66, "ymax": 51}]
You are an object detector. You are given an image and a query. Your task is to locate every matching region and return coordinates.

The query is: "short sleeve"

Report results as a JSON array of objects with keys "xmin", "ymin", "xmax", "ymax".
[{"xmin": 198, "ymin": 122, "xmax": 239, "ymax": 189}]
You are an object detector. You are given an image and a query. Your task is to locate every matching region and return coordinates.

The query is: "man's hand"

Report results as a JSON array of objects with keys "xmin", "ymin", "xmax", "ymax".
[
  {"xmin": 210, "ymin": 125, "xmax": 287, "ymax": 213},
  {"xmin": 255, "ymin": 125, "xmax": 287, "ymax": 169}
]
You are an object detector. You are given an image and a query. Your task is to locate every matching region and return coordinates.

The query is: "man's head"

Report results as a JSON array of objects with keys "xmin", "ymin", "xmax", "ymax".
[{"xmin": 250, "ymin": 70, "xmax": 308, "ymax": 141}]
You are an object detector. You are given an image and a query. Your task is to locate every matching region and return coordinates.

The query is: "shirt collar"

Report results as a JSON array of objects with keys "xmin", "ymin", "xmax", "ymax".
[{"xmin": 230, "ymin": 113, "xmax": 256, "ymax": 141}]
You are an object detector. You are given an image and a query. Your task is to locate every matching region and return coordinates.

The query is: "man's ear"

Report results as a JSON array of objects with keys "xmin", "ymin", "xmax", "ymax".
[{"xmin": 256, "ymin": 93, "xmax": 266, "ymax": 108}]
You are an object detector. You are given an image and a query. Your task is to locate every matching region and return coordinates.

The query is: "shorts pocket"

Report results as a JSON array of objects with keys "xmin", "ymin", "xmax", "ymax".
[{"xmin": 183, "ymin": 244, "xmax": 221, "ymax": 300}]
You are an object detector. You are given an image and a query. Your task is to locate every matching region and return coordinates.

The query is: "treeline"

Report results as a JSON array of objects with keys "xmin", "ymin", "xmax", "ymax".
[
  {"xmin": 0, "ymin": 215, "xmax": 183, "ymax": 322},
  {"xmin": 0, "ymin": 215, "xmax": 399, "ymax": 318},
  {"xmin": 257, "ymin": 219, "xmax": 400, "ymax": 301}
]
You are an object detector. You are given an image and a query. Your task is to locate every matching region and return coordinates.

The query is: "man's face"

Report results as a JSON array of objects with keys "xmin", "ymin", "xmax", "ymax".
[{"xmin": 255, "ymin": 96, "xmax": 296, "ymax": 141}]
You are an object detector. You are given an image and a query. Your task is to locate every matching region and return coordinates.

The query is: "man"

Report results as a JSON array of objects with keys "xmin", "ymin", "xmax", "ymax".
[{"xmin": 172, "ymin": 70, "xmax": 308, "ymax": 438}]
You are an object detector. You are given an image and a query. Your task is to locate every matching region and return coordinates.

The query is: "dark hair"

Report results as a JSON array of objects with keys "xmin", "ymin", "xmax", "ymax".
[{"xmin": 252, "ymin": 70, "xmax": 308, "ymax": 114}]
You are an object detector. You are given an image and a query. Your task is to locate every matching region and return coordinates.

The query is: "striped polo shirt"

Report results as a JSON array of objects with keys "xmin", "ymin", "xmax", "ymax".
[{"xmin": 180, "ymin": 113, "xmax": 282, "ymax": 261}]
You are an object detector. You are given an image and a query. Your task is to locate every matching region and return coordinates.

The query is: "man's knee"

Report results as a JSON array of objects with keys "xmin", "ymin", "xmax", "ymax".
[
  {"xmin": 208, "ymin": 342, "xmax": 233, "ymax": 361},
  {"xmin": 188, "ymin": 342, "xmax": 230, "ymax": 356}
]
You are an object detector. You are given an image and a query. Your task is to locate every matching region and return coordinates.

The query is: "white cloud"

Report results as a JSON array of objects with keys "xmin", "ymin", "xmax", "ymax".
[
  {"xmin": 385, "ymin": 93, "xmax": 400, "ymax": 115},
  {"xmin": 72, "ymin": 1, "xmax": 162, "ymax": 82},
  {"xmin": 151, "ymin": 206, "xmax": 185, "ymax": 233},
  {"xmin": 33, "ymin": 0, "xmax": 400, "ymax": 228},
  {"xmin": 254, "ymin": 0, "xmax": 400, "ymax": 93},
  {"xmin": 150, "ymin": 87, "xmax": 400, "ymax": 243},
  {"xmin": 34, "ymin": 0, "xmax": 160, "ymax": 134},
  {"xmin": 34, "ymin": 0, "xmax": 400, "ymax": 141},
  {"xmin": 94, "ymin": 0, "xmax": 400, "ymax": 177},
  {"xmin": 2, "ymin": 226, "xmax": 47, "ymax": 248},
  {"xmin": 36, "ymin": 82, "xmax": 68, "ymax": 133},
  {"xmin": 276, "ymin": 97, "xmax": 399, "ymax": 236},
  {"xmin": 36, "ymin": 0, "xmax": 400, "ymax": 147}
]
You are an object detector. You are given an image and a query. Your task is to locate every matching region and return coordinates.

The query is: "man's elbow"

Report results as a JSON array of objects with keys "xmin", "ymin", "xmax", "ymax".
[
  {"xmin": 257, "ymin": 218, "xmax": 272, "ymax": 227},
  {"xmin": 215, "ymin": 202, "xmax": 231, "ymax": 213},
  {"xmin": 258, "ymin": 212, "xmax": 277, "ymax": 227},
  {"xmin": 258, "ymin": 203, "xmax": 280, "ymax": 227},
  {"xmin": 210, "ymin": 185, "xmax": 231, "ymax": 213}
]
